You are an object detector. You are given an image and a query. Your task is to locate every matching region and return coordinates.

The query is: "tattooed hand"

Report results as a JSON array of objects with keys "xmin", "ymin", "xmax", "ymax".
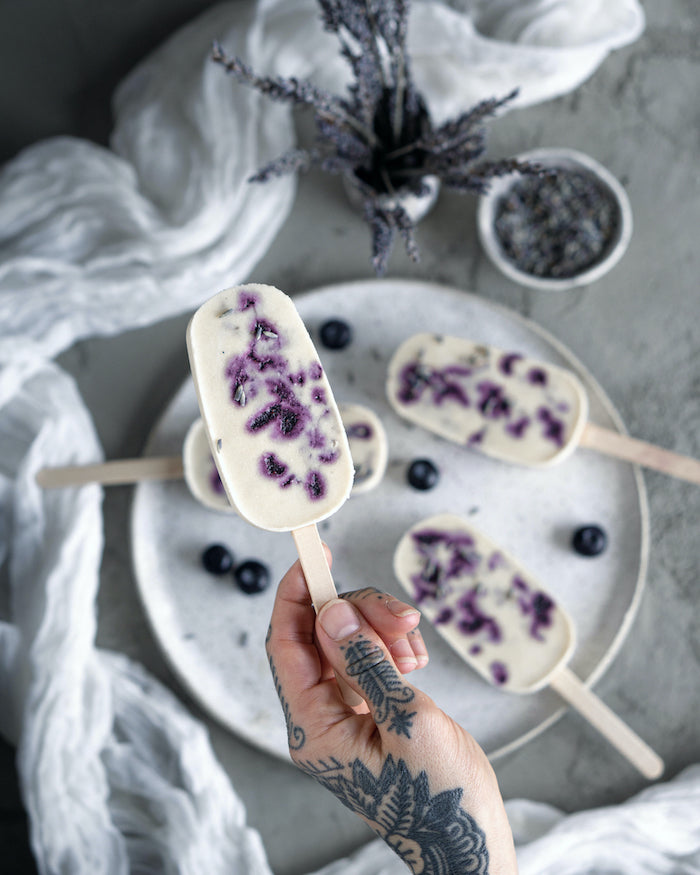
[{"xmin": 266, "ymin": 552, "xmax": 518, "ymax": 875}]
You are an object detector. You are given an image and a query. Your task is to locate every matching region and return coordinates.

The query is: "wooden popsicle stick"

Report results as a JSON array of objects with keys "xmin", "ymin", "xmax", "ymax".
[
  {"xmin": 549, "ymin": 666, "xmax": 664, "ymax": 780},
  {"xmin": 292, "ymin": 523, "xmax": 364, "ymax": 708},
  {"xmin": 580, "ymin": 422, "xmax": 700, "ymax": 486},
  {"xmin": 36, "ymin": 456, "xmax": 184, "ymax": 488}
]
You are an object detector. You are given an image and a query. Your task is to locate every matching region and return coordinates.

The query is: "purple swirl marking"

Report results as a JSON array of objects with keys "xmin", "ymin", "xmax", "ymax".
[
  {"xmin": 456, "ymin": 588, "xmax": 501, "ymax": 642},
  {"xmin": 476, "ymin": 381, "xmax": 511, "ymax": 419},
  {"xmin": 346, "ymin": 422, "xmax": 373, "ymax": 440},
  {"xmin": 511, "ymin": 575, "xmax": 556, "ymax": 640},
  {"xmin": 397, "ymin": 362, "xmax": 473, "ymax": 407},
  {"xmin": 209, "ymin": 463, "xmax": 225, "ymax": 495},
  {"xmin": 305, "ymin": 470, "xmax": 326, "ymax": 500},
  {"xmin": 537, "ymin": 407, "xmax": 566, "ymax": 447},
  {"xmin": 505, "ymin": 416, "xmax": 531, "ymax": 439},
  {"xmin": 527, "ymin": 367, "xmax": 548, "ymax": 386},
  {"xmin": 499, "ymin": 353, "xmax": 523, "ymax": 375},
  {"xmin": 260, "ymin": 453, "xmax": 289, "ymax": 479},
  {"xmin": 490, "ymin": 661, "xmax": 508, "ymax": 685}
]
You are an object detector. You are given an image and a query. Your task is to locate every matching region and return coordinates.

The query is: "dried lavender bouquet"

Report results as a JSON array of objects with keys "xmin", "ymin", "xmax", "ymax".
[{"xmin": 213, "ymin": 0, "xmax": 537, "ymax": 275}]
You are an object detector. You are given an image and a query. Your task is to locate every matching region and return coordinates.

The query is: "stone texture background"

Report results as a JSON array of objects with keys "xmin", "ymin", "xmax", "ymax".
[{"xmin": 1, "ymin": 1, "xmax": 698, "ymax": 872}]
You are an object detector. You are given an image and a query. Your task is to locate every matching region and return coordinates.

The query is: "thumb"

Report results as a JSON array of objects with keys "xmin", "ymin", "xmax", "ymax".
[{"xmin": 316, "ymin": 598, "xmax": 418, "ymax": 736}]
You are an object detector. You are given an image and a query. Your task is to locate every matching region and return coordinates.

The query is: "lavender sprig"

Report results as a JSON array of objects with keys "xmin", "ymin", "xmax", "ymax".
[
  {"xmin": 212, "ymin": 41, "xmax": 378, "ymax": 148},
  {"xmin": 213, "ymin": 2, "xmax": 535, "ymax": 275}
]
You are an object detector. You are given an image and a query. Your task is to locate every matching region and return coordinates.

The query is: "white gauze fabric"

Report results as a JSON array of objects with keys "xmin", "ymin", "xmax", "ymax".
[{"xmin": 5, "ymin": 2, "xmax": 693, "ymax": 874}]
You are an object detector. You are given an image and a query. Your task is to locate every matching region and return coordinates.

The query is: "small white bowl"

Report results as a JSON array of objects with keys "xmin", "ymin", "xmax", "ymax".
[{"xmin": 477, "ymin": 148, "xmax": 632, "ymax": 292}]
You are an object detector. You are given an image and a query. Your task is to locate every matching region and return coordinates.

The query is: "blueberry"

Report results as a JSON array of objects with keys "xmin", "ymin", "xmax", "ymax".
[
  {"xmin": 407, "ymin": 458, "xmax": 440, "ymax": 491},
  {"xmin": 572, "ymin": 525, "xmax": 608, "ymax": 557},
  {"xmin": 201, "ymin": 544, "xmax": 234, "ymax": 575},
  {"xmin": 319, "ymin": 319, "xmax": 353, "ymax": 350},
  {"xmin": 234, "ymin": 559, "xmax": 271, "ymax": 594}
]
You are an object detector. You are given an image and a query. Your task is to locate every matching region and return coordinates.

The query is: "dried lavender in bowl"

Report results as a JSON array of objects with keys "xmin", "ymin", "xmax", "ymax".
[
  {"xmin": 212, "ymin": 0, "xmax": 540, "ymax": 275},
  {"xmin": 494, "ymin": 169, "xmax": 620, "ymax": 279}
]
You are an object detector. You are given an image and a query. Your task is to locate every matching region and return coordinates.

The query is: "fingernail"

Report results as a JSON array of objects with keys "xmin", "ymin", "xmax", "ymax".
[
  {"xmin": 386, "ymin": 599, "xmax": 420, "ymax": 619},
  {"xmin": 390, "ymin": 638, "xmax": 418, "ymax": 670},
  {"xmin": 409, "ymin": 631, "xmax": 429, "ymax": 667},
  {"xmin": 319, "ymin": 599, "xmax": 361, "ymax": 640}
]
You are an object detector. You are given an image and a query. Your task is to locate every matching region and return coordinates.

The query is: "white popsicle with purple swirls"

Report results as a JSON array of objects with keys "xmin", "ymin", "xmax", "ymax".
[
  {"xmin": 187, "ymin": 283, "xmax": 360, "ymax": 706},
  {"xmin": 393, "ymin": 513, "xmax": 664, "ymax": 778},
  {"xmin": 386, "ymin": 333, "xmax": 588, "ymax": 467},
  {"xmin": 394, "ymin": 513, "xmax": 575, "ymax": 693},
  {"xmin": 387, "ymin": 332, "xmax": 700, "ymax": 485},
  {"xmin": 186, "ymin": 284, "xmax": 354, "ymax": 532},
  {"xmin": 339, "ymin": 402, "xmax": 389, "ymax": 495}
]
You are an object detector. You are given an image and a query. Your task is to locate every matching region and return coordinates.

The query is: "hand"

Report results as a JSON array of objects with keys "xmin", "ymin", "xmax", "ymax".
[{"xmin": 266, "ymin": 552, "xmax": 518, "ymax": 875}]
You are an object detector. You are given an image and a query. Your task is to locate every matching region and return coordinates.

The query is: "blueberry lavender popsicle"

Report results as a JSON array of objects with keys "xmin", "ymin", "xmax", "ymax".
[
  {"xmin": 186, "ymin": 283, "xmax": 355, "ymax": 609},
  {"xmin": 188, "ymin": 283, "xmax": 364, "ymax": 708},
  {"xmin": 394, "ymin": 513, "xmax": 576, "ymax": 693},
  {"xmin": 386, "ymin": 332, "xmax": 700, "ymax": 484},
  {"xmin": 339, "ymin": 402, "xmax": 389, "ymax": 494},
  {"xmin": 187, "ymin": 284, "xmax": 354, "ymax": 532},
  {"xmin": 394, "ymin": 513, "xmax": 664, "ymax": 779},
  {"xmin": 386, "ymin": 333, "xmax": 589, "ymax": 468}
]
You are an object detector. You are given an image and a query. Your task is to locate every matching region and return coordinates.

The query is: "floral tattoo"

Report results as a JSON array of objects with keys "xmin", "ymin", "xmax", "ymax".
[{"xmin": 300, "ymin": 755, "xmax": 489, "ymax": 874}]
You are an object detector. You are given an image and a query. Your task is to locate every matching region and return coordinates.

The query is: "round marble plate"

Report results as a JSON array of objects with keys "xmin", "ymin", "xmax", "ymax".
[{"xmin": 131, "ymin": 279, "xmax": 648, "ymax": 761}]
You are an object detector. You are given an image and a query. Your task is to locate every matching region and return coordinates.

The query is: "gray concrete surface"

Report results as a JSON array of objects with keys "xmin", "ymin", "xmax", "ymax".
[{"xmin": 2, "ymin": 1, "xmax": 699, "ymax": 873}]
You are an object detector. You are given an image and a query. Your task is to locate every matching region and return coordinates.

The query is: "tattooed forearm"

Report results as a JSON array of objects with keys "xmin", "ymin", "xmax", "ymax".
[
  {"xmin": 306, "ymin": 754, "xmax": 490, "ymax": 874},
  {"xmin": 266, "ymin": 625, "xmax": 306, "ymax": 750},
  {"xmin": 342, "ymin": 636, "xmax": 416, "ymax": 737}
]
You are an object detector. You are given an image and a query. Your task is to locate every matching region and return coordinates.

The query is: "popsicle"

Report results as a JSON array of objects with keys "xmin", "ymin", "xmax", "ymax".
[
  {"xmin": 394, "ymin": 512, "xmax": 664, "ymax": 778},
  {"xmin": 36, "ymin": 405, "xmax": 386, "ymax": 504},
  {"xmin": 35, "ymin": 418, "xmax": 233, "ymax": 515},
  {"xmin": 187, "ymin": 283, "xmax": 361, "ymax": 705},
  {"xmin": 386, "ymin": 332, "xmax": 700, "ymax": 483},
  {"xmin": 339, "ymin": 402, "xmax": 389, "ymax": 494}
]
